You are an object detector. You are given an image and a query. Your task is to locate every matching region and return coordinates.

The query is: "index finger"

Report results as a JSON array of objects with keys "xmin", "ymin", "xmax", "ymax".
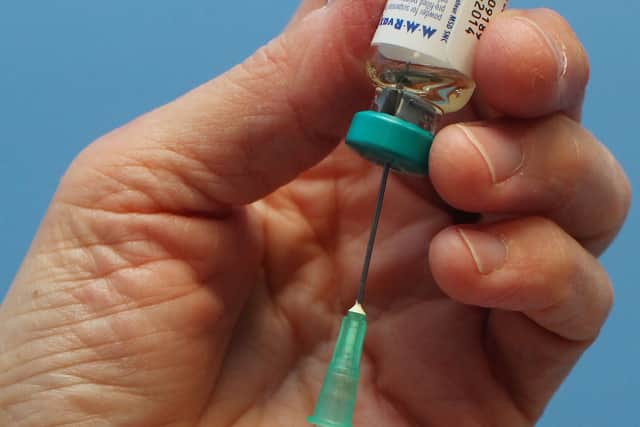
[{"xmin": 473, "ymin": 8, "xmax": 590, "ymax": 121}]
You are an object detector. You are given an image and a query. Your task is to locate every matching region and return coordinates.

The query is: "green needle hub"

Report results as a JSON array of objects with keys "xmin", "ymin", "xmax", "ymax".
[{"xmin": 307, "ymin": 309, "xmax": 367, "ymax": 427}]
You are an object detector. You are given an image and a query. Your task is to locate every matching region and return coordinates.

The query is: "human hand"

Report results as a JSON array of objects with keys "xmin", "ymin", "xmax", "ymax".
[{"xmin": 0, "ymin": 1, "xmax": 630, "ymax": 426}]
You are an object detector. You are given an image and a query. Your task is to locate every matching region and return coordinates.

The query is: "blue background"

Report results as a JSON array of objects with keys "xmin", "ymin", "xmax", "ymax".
[{"xmin": 0, "ymin": 1, "xmax": 637, "ymax": 425}]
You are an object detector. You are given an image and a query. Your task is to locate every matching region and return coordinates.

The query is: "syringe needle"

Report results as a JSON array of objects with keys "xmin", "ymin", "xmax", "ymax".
[
  {"xmin": 356, "ymin": 163, "xmax": 391, "ymax": 305},
  {"xmin": 307, "ymin": 166, "xmax": 388, "ymax": 427}
]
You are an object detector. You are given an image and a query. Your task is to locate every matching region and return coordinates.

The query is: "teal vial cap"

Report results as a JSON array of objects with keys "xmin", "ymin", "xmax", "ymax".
[
  {"xmin": 307, "ymin": 310, "xmax": 367, "ymax": 427},
  {"xmin": 346, "ymin": 111, "xmax": 434, "ymax": 176}
]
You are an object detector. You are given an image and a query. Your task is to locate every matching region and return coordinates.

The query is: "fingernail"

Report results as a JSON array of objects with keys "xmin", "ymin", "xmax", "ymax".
[
  {"xmin": 513, "ymin": 15, "xmax": 568, "ymax": 79},
  {"xmin": 457, "ymin": 228, "xmax": 506, "ymax": 275},
  {"xmin": 456, "ymin": 124, "xmax": 523, "ymax": 183}
]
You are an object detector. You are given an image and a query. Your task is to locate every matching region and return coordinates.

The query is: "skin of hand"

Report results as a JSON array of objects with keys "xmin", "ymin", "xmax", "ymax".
[{"xmin": 0, "ymin": 1, "xmax": 631, "ymax": 426}]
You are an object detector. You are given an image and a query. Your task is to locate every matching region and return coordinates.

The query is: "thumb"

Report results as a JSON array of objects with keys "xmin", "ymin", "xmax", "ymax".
[{"xmin": 58, "ymin": 0, "xmax": 384, "ymax": 214}]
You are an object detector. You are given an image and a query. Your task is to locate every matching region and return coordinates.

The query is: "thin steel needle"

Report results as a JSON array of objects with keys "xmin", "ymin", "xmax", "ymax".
[{"xmin": 356, "ymin": 163, "xmax": 391, "ymax": 305}]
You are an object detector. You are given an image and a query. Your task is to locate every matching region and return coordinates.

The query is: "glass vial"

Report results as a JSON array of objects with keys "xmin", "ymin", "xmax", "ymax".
[{"xmin": 367, "ymin": 0, "xmax": 509, "ymax": 132}]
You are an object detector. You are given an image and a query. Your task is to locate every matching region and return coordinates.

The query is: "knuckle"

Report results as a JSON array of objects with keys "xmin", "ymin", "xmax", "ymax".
[
  {"xmin": 567, "ymin": 262, "xmax": 613, "ymax": 342},
  {"xmin": 525, "ymin": 216, "xmax": 576, "ymax": 282},
  {"xmin": 602, "ymin": 151, "xmax": 633, "ymax": 236},
  {"xmin": 236, "ymin": 36, "xmax": 293, "ymax": 93},
  {"xmin": 545, "ymin": 224, "xmax": 576, "ymax": 280},
  {"xmin": 531, "ymin": 115, "xmax": 584, "ymax": 204},
  {"xmin": 599, "ymin": 270, "xmax": 615, "ymax": 316},
  {"xmin": 554, "ymin": 118, "xmax": 629, "ymax": 237},
  {"xmin": 619, "ymin": 170, "xmax": 633, "ymax": 221},
  {"xmin": 512, "ymin": 216, "xmax": 614, "ymax": 341}
]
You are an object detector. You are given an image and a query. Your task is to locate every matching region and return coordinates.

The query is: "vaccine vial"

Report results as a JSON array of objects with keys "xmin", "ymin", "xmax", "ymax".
[{"xmin": 346, "ymin": 0, "xmax": 508, "ymax": 175}]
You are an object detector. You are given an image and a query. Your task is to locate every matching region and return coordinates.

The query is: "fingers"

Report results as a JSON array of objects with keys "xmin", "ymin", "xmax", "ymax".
[
  {"xmin": 287, "ymin": 0, "xmax": 328, "ymax": 29},
  {"xmin": 474, "ymin": 8, "xmax": 590, "ymax": 120},
  {"xmin": 59, "ymin": 0, "xmax": 385, "ymax": 213},
  {"xmin": 429, "ymin": 217, "xmax": 614, "ymax": 419},
  {"xmin": 58, "ymin": 4, "xmax": 593, "ymax": 217},
  {"xmin": 429, "ymin": 115, "xmax": 631, "ymax": 254},
  {"xmin": 429, "ymin": 217, "xmax": 613, "ymax": 342}
]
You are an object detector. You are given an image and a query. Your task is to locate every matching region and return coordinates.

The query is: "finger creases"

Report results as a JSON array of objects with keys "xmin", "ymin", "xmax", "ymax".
[
  {"xmin": 429, "ymin": 217, "xmax": 613, "ymax": 343},
  {"xmin": 474, "ymin": 8, "xmax": 590, "ymax": 119},
  {"xmin": 429, "ymin": 114, "xmax": 631, "ymax": 254},
  {"xmin": 59, "ymin": 0, "xmax": 386, "ymax": 214}
]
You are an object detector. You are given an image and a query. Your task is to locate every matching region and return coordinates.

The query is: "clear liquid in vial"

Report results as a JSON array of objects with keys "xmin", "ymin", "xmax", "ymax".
[{"xmin": 367, "ymin": 51, "xmax": 476, "ymax": 116}]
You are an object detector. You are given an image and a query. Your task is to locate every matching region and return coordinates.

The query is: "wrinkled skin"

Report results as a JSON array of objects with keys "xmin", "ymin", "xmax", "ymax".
[{"xmin": 0, "ymin": 1, "xmax": 630, "ymax": 426}]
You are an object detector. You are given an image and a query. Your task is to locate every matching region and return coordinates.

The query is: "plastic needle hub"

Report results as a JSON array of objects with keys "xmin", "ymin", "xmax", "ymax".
[{"xmin": 307, "ymin": 306, "xmax": 367, "ymax": 427}]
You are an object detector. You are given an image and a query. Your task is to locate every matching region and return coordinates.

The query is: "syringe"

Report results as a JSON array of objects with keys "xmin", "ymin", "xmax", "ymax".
[{"xmin": 307, "ymin": 163, "xmax": 390, "ymax": 427}]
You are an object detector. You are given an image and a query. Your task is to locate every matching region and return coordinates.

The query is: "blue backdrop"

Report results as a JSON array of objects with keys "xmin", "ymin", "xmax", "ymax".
[{"xmin": 0, "ymin": 1, "xmax": 637, "ymax": 425}]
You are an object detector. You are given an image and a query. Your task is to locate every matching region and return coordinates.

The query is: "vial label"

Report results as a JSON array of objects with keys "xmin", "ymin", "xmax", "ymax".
[{"xmin": 372, "ymin": 0, "xmax": 508, "ymax": 76}]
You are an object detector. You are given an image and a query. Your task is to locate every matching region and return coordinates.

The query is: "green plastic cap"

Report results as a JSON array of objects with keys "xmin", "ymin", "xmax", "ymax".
[
  {"xmin": 346, "ymin": 111, "xmax": 434, "ymax": 176},
  {"xmin": 307, "ymin": 311, "xmax": 367, "ymax": 427}
]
